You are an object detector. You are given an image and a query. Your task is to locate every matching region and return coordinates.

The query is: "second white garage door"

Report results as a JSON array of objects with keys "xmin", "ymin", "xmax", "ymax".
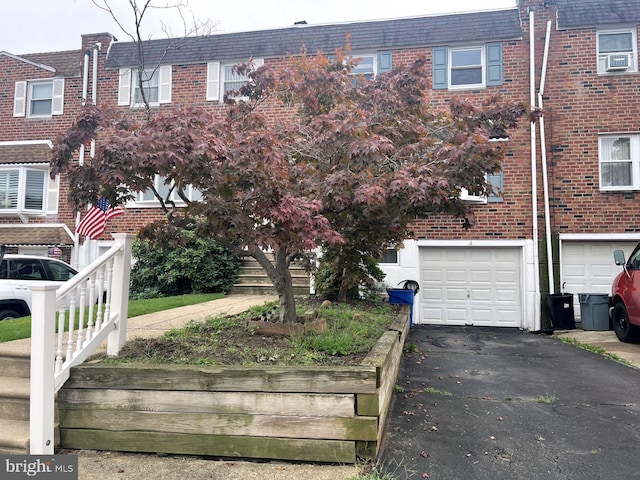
[{"xmin": 419, "ymin": 247, "xmax": 522, "ymax": 327}]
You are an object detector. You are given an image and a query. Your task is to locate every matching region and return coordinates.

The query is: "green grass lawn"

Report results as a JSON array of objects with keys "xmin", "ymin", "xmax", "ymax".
[{"xmin": 0, "ymin": 293, "xmax": 224, "ymax": 343}]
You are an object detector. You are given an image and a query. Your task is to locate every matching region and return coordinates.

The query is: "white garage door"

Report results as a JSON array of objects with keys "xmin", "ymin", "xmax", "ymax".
[
  {"xmin": 561, "ymin": 241, "xmax": 637, "ymax": 316},
  {"xmin": 419, "ymin": 247, "xmax": 522, "ymax": 327}
]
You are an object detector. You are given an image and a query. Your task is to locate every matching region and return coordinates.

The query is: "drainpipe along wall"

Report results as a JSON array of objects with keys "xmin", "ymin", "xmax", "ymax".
[
  {"xmin": 73, "ymin": 49, "xmax": 91, "ymax": 269},
  {"xmin": 530, "ymin": 9, "xmax": 542, "ymax": 330},
  {"xmin": 538, "ymin": 20, "xmax": 555, "ymax": 295}
]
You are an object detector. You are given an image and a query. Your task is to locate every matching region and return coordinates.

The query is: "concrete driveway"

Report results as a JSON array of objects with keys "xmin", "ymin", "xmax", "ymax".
[{"xmin": 379, "ymin": 326, "xmax": 640, "ymax": 480}]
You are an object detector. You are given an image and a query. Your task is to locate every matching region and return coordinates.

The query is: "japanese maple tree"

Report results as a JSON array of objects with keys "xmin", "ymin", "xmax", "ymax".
[{"xmin": 51, "ymin": 49, "xmax": 530, "ymax": 322}]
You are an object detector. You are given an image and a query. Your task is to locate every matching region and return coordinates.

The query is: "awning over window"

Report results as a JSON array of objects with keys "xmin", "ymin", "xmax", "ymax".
[
  {"xmin": 0, "ymin": 224, "xmax": 74, "ymax": 246},
  {"xmin": 0, "ymin": 142, "xmax": 51, "ymax": 165}
]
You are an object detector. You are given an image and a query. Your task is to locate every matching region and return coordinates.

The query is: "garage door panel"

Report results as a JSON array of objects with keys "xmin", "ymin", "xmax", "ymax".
[
  {"xmin": 419, "ymin": 247, "xmax": 522, "ymax": 327},
  {"xmin": 471, "ymin": 289, "xmax": 493, "ymax": 302},
  {"xmin": 423, "ymin": 288, "xmax": 444, "ymax": 301},
  {"xmin": 446, "ymin": 270, "xmax": 467, "ymax": 283},
  {"xmin": 446, "ymin": 288, "xmax": 468, "ymax": 302}
]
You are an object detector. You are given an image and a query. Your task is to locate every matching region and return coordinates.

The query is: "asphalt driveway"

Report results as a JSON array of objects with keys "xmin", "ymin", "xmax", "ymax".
[{"xmin": 379, "ymin": 326, "xmax": 640, "ymax": 480}]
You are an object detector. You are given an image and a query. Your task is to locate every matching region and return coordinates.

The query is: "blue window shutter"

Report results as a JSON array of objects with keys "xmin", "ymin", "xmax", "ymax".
[
  {"xmin": 487, "ymin": 172, "xmax": 504, "ymax": 203},
  {"xmin": 432, "ymin": 47, "xmax": 448, "ymax": 89},
  {"xmin": 377, "ymin": 51, "xmax": 393, "ymax": 73},
  {"xmin": 486, "ymin": 42, "xmax": 503, "ymax": 86}
]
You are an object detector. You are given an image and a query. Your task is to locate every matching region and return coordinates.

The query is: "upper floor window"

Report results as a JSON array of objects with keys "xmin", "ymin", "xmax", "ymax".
[
  {"xmin": 433, "ymin": 43, "xmax": 503, "ymax": 90},
  {"xmin": 0, "ymin": 167, "xmax": 46, "ymax": 212},
  {"xmin": 599, "ymin": 133, "xmax": 640, "ymax": 191},
  {"xmin": 13, "ymin": 79, "xmax": 64, "ymax": 118},
  {"xmin": 351, "ymin": 55, "xmax": 376, "ymax": 80},
  {"xmin": 597, "ymin": 28, "xmax": 637, "ymax": 74},
  {"xmin": 206, "ymin": 59, "xmax": 264, "ymax": 102},
  {"xmin": 118, "ymin": 66, "xmax": 172, "ymax": 107},
  {"xmin": 133, "ymin": 175, "xmax": 202, "ymax": 206}
]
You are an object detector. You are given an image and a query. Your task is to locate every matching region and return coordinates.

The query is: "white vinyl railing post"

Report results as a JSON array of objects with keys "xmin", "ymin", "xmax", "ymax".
[
  {"xmin": 30, "ymin": 283, "xmax": 58, "ymax": 455},
  {"xmin": 107, "ymin": 233, "xmax": 135, "ymax": 356}
]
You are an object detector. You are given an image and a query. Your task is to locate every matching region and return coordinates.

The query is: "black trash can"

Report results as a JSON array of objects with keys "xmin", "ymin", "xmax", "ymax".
[{"xmin": 546, "ymin": 293, "xmax": 576, "ymax": 330}]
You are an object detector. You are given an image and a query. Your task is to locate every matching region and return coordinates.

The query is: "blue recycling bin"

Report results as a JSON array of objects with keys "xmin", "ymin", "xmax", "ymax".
[{"xmin": 387, "ymin": 288, "xmax": 415, "ymax": 327}]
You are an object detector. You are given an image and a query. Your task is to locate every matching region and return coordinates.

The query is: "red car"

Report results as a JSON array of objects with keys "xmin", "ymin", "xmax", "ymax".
[{"xmin": 611, "ymin": 245, "xmax": 640, "ymax": 342}]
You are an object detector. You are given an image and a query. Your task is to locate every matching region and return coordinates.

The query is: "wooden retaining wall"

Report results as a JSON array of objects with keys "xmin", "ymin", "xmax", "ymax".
[{"xmin": 58, "ymin": 306, "xmax": 410, "ymax": 463}]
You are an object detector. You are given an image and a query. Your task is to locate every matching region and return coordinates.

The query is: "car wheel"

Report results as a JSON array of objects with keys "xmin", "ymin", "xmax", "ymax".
[
  {"xmin": 612, "ymin": 302, "xmax": 639, "ymax": 343},
  {"xmin": 0, "ymin": 309, "xmax": 21, "ymax": 321}
]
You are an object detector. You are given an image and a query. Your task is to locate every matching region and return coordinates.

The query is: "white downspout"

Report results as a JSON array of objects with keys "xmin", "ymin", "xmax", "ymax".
[
  {"xmin": 530, "ymin": 9, "xmax": 541, "ymax": 331},
  {"xmin": 539, "ymin": 20, "xmax": 554, "ymax": 295},
  {"xmin": 73, "ymin": 50, "xmax": 91, "ymax": 269}
]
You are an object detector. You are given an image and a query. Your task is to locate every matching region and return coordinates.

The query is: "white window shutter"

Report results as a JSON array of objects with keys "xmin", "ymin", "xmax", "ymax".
[
  {"xmin": 46, "ymin": 173, "xmax": 59, "ymax": 214},
  {"xmin": 159, "ymin": 65, "xmax": 172, "ymax": 104},
  {"xmin": 206, "ymin": 62, "xmax": 220, "ymax": 101},
  {"xmin": 13, "ymin": 81, "xmax": 26, "ymax": 117},
  {"xmin": 52, "ymin": 78, "xmax": 64, "ymax": 115},
  {"xmin": 118, "ymin": 68, "xmax": 131, "ymax": 106}
]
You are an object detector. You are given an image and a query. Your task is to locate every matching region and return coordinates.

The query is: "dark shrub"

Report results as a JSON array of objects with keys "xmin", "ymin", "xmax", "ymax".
[{"xmin": 130, "ymin": 232, "xmax": 240, "ymax": 299}]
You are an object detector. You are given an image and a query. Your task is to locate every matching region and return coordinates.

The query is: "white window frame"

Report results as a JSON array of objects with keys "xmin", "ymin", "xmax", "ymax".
[
  {"xmin": 599, "ymin": 133, "xmax": 640, "ymax": 191},
  {"xmin": 449, "ymin": 46, "xmax": 485, "ymax": 90},
  {"xmin": 207, "ymin": 59, "xmax": 264, "ymax": 102},
  {"xmin": 130, "ymin": 175, "xmax": 202, "ymax": 207},
  {"xmin": 597, "ymin": 28, "xmax": 638, "ymax": 74},
  {"xmin": 379, "ymin": 248, "xmax": 399, "ymax": 265},
  {"xmin": 349, "ymin": 54, "xmax": 376, "ymax": 80},
  {"xmin": 118, "ymin": 66, "xmax": 172, "ymax": 107},
  {"xmin": 13, "ymin": 79, "xmax": 64, "ymax": 118},
  {"xmin": 0, "ymin": 166, "xmax": 47, "ymax": 213}
]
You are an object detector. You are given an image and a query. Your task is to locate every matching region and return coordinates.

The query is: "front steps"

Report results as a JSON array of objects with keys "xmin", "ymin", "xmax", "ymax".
[
  {"xmin": 230, "ymin": 255, "xmax": 311, "ymax": 296},
  {"xmin": 0, "ymin": 341, "xmax": 31, "ymax": 454}
]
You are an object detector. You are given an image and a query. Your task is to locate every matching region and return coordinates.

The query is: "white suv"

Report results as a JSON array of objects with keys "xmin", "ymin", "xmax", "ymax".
[{"xmin": 0, "ymin": 254, "xmax": 78, "ymax": 320}]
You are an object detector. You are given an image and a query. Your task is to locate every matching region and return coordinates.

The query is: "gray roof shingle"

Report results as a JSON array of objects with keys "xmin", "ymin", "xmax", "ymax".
[
  {"xmin": 22, "ymin": 50, "xmax": 84, "ymax": 77},
  {"xmin": 557, "ymin": 0, "xmax": 640, "ymax": 29},
  {"xmin": 105, "ymin": 9, "xmax": 522, "ymax": 68}
]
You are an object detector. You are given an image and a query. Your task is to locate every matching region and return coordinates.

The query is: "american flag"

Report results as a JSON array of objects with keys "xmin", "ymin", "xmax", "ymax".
[{"xmin": 76, "ymin": 198, "xmax": 125, "ymax": 240}]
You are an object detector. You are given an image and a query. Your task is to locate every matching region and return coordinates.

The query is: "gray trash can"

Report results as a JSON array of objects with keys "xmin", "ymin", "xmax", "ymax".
[{"xmin": 578, "ymin": 293, "xmax": 610, "ymax": 331}]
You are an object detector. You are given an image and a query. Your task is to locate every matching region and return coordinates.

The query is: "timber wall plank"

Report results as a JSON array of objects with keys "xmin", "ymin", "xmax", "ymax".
[{"xmin": 58, "ymin": 305, "xmax": 411, "ymax": 463}]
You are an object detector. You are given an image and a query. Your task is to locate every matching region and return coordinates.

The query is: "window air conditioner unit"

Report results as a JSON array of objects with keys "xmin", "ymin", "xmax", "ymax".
[{"xmin": 606, "ymin": 53, "xmax": 631, "ymax": 71}]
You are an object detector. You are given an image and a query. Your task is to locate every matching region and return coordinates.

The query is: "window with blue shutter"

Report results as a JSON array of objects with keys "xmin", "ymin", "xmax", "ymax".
[
  {"xmin": 486, "ymin": 42, "xmax": 503, "ymax": 86},
  {"xmin": 432, "ymin": 47, "xmax": 448, "ymax": 89},
  {"xmin": 377, "ymin": 51, "xmax": 393, "ymax": 74},
  {"xmin": 433, "ymin": 43, "xmax": 503, "ymax": 90}
]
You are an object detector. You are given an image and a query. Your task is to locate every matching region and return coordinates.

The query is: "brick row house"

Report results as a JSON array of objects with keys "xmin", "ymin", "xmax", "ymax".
[{"xmin": 0, "ymin": 0, "xmax": 638, "ymax": 330}]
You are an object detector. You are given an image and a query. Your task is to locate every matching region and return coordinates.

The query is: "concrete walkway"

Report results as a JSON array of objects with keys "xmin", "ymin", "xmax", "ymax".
[{"xmin": 553, "ymin": 328, "xmax": 640, "ymax": 369}]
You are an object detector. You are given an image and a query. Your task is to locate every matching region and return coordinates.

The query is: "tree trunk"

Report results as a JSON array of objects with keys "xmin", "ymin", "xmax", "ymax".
[{"xmin": 252, "ymin": 248, "xmax": 298, "ymax": 324}]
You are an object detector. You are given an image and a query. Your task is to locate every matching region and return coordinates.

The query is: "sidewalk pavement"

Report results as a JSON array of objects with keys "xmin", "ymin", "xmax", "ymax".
[{"xmin": 552, "ymin": 328, "xmax": 640, "ymax": 368}]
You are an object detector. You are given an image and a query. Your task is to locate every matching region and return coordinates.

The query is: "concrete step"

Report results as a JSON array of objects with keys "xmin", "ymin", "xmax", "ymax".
[
  {"xmin": 0, "ymin": 340, "xmax": 31, "ymax": 378},
  {"xmin": 230, "ymin": 285, "xmax": 310, "ymax": 296},
  {"xmin": 0, "ymin": 375, "xmax": 30, "ymax": 422},
  {"xmin": 0, "ymin": 419, "xmax": 29, "ymax": 454},
  {"xmin": 236, "ymin": 276, "xmax": 310, "ymax": 286},
  {"xmin": 239, "ymin": 266, "xmax": 308, "ymax": 276}
]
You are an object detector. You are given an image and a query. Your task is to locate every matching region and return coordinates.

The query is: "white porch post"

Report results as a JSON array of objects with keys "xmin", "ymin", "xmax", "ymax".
[
  {"xmin": 107, "ymin": 233, "xmax": 135, "ymax": 356},
  {"xmin": 30, "ymin": 284, "xmax": 58, "ymax": 454}
]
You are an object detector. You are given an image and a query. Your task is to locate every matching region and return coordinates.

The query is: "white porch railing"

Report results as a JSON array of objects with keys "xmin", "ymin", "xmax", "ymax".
[{"xmin": 29, "ymin": 233, "xmax": 135, "ymax": 454}]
